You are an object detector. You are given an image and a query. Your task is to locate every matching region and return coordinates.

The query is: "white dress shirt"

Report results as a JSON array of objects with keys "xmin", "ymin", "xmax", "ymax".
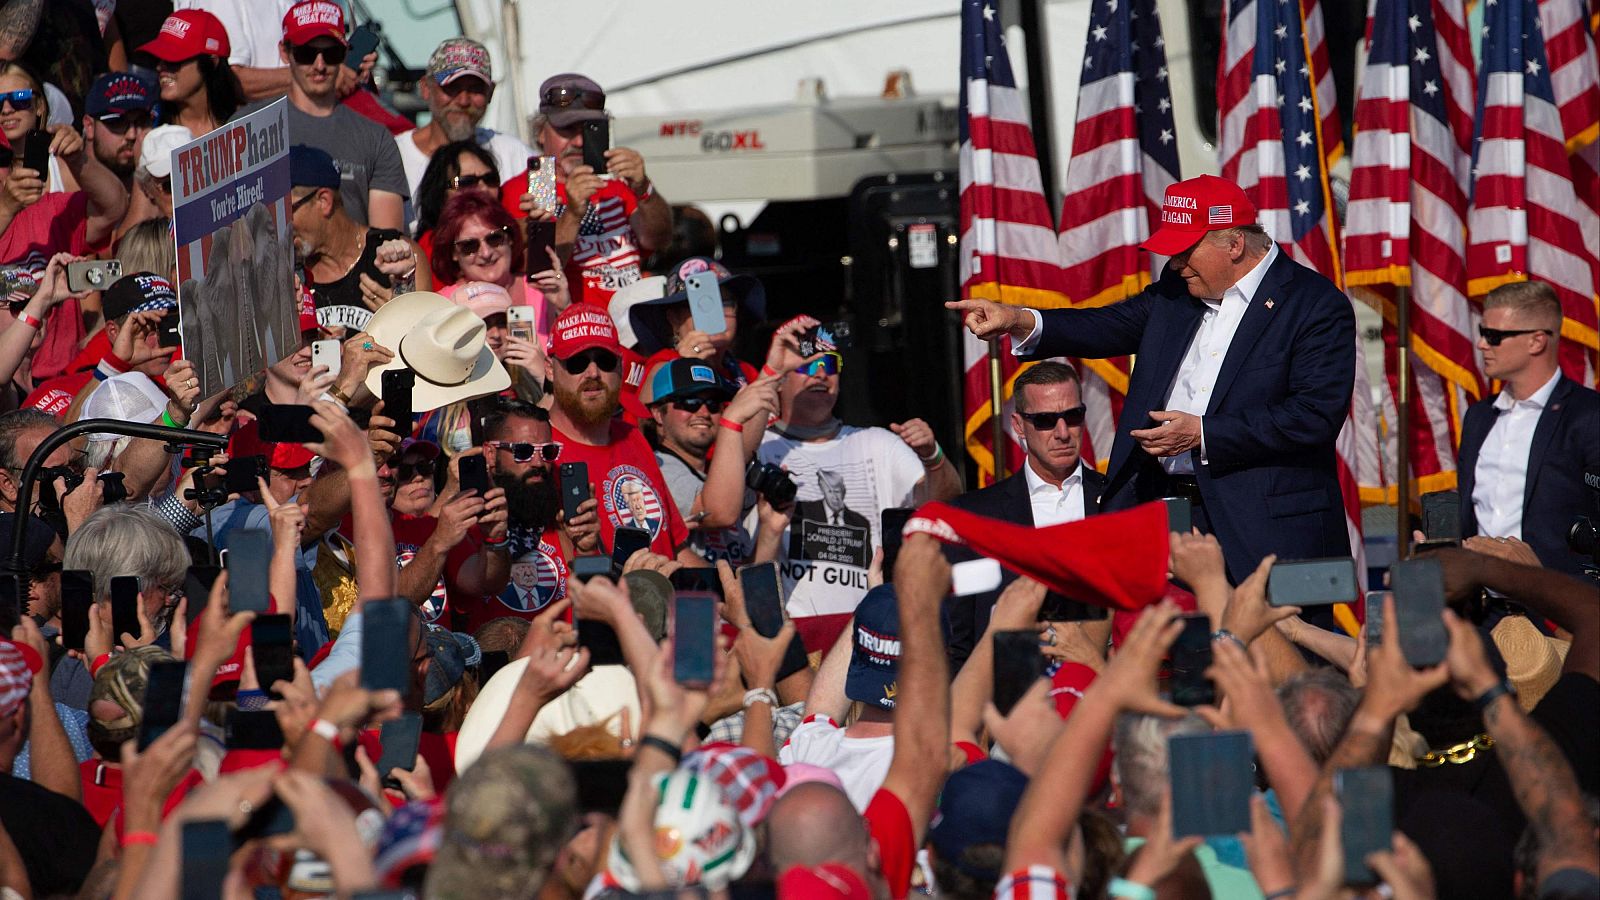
[
  {"xmin": 1472, "ymin": 369, "xmax": 1562, "ymax": 539},
  {"xmin": 1013, "ymin": 245, "xmax": 1279, "ymax": 474},
  {"xmin": 1024, "ymin": 459, "xmax": 1086, "ymax": 526}
]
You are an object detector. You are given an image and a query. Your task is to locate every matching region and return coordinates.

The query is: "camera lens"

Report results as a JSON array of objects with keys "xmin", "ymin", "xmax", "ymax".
[{"xmin": 1569, "ymin": 516, "xmax": 1598, "ymax": 557}]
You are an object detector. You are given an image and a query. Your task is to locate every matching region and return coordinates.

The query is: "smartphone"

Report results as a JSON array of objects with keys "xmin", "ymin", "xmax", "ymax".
[
  {"xmin": 669, "ymin": 567, "xmax": 723, "ymax": 597},
  {"xmin": 880, "ymin": 507, "xmax": 915, "ymax": 581},
  {"xmin": 138, "ymin": 660, "xmax": 187, "ymax": 749},
  {"xmin": 1335, "ymin": 766, "xmax": 1393, "ymax": 885},
  {"xmin": 225, "ymin": 529, "xmax": 273, "ymax": 614},
  {"xmin": 458, "ymin": 454, "xmax": 491, "ymax": 495},
  {"xmin": 951, "ymin": 557, "xmax": 1002, "ymax": 596},
  {"xmin": 222, "ymin": 454, "xmax": 266, "ymax": 496},
  {"xmin": 225, "ymin": 709, "xmax": 285, "ymax": 750},
  {"xmin": 256, "ymin": 404, "xmax": 322, "ymax": 444},
  {"xmin": 381, "ymin": 369, "xmax": 415, "ymax": 434},
  {"xmin": 559, "ymin": 462, "xmax": 590, "ymax": 523},
  {"xmin": 157, "ymin": 312, "xmax": 183, "ymax": 349},
  {"xmin": 345, "ymin": 24, "xmax": 380, "ymax": 70},
  {"xmin": 1363, "ymin": 591, "xmax": 1388, "ymax": 646},
  {"xmin": 250, "ymin": 614, "xmax": 294, "ymax": 696},
  {"xmin": 507, "ymin": 306, "xmax": 536, "ymax": 342},
  {"xmin": 571, "ymin": 556, "xmax": 625, "ymax": 665},
  {"xmin": 1419, "ymin": 491, "xmax": 1460, "ymax": 542},
  {"xmin": 1038, "ymin": 591, "xmax": 1107, "ymax": 621},
  {"xmin": 672, "ymin": 592, "xmax": 718, "ymax": 688},
  {"xmin": 311, "ymin": 339, "xmax": 342, "ymax": 379},
  {"xmin": 572, "ymin": 556, "xmax": 612, "ymax": 583},
  {"xmin": 235, "ymin": 796, "xmax": 295, "ymax": 843},
  {"xmin": 1162, "ymin": 496, "xmax": 1192, "ymax": 534},
  {"xmin": 361, "ymin": 599, "xmax": 413, "ymax": 693},
  {"xmin": 525, "ymin": 220, "xmax": 557, "ymax": 276},
  {"xmin": 60, "ymin": 570, "xmax": 93, "ymax": 653},
  {"xmin": 377, "ymin": 711, "xmax": 423, "ymax": 786},
  {"xmin": 993, "ymin": 630, "xmax": 1047, "ymax": 716},
  {"xmin": 1169, "ymin": 730, "xmax": 1254, "ymax": 837},
  {"xmin": 526, "ymin": 155, "xmax": 558, "ymax": 211},
  {"xmin": 1388, "ymin": 558, "xmax": 1448, "ymax": 667},
  {"xmin": 21, "ymin": 130, "xmax": 48, "ymax": 176},
  {"xmin": 738, "ymin": 562, "xmax": 785, "ymax": 637},
  {"xmin": 1169, "ymin": 613, "xmax": 1215, "ymax": 707},
  {"xmin": 110, "ymin": 574, "xmax": 142, "ymax": 643},
  {"xmin": 66, "ymin": 259, "xmax": 122, "ymax": 294},
  {"xmin": 610, "ymin": 525, "xmax": 652, "ymax": 575},
  {"xmin": 1267, "ymin": 557, "xmax": 1359, "ymax": 607},
  {"xmin": 582, "ymin": 120, "xmax": 609, "ymax": 174},
  {"xmin": 180, "ymin": 820, "xmax": 232, "ymax": 900},
  {"xmin": 184, "ymin": 565, "xmax": 221, "ymax": 626},
  {"xmin": 684, "ymin": 271, "xmax": 727, "ymax": 335}
]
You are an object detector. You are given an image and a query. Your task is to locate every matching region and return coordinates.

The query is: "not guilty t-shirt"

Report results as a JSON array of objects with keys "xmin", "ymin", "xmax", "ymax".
[{"xmin": 552, "ymin": 419, "xmax": 689, "ymax": 560}]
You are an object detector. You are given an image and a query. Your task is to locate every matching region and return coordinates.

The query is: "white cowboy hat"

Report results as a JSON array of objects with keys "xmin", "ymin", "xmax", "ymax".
[
  {"xmin": 606, "ymin": 274, "xmax": 667, "ymax": 350},
  {"xmin": 363, "ymin": 291, "xmax": 510, "ymax": 412}
]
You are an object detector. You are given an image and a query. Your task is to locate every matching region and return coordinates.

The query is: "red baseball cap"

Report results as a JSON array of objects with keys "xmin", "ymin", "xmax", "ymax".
[
  {"xmin": 270, "ymin": 442, "xmax": 315, "ymax": 470},
  {"xmin": 139, "ymin": 9, "xmax": 232, "ymax": 62},
  {"xmin": 1140, "ymin": 174, "xmax": 1258, "ymax": 256},
  {"xmin": 282, "ymin": 0, "xmax": 347, "ymax": 46},
  {"xmin": 548, "ymin": 305, "xmax": 622, "ymax": 360}
]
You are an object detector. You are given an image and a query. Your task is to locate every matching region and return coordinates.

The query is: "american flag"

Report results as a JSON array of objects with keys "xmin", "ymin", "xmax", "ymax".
[
  {"xmin": 1539, "ymin": 0, "xmax": 1599, "ymax": 288},
  {"xmin": 1056, "ymin": 0, "xmax": 1181, "ymax": 472},
  {"xmin": 1219, "ymin": 0, "xmax": 1382, "ymax": 588},
  {"xmin": 1467, "ymin": 0, "xmax": 1600, "ymax": 384},
  {"xmin": 1344, "ymin": 0, "xmax": 1484, "ymax": 497},
  {"xmin": 958, "ymin": 0, "xmax": 1069, "ymax": 484}
]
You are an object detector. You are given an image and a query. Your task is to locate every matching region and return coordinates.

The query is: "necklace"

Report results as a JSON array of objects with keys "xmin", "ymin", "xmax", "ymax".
[{"xmin": 1416, "ymin": 733, "xmax": 1494, "ymax": 767}]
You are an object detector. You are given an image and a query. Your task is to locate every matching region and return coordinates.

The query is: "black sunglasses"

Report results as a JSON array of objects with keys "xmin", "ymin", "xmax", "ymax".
[
  {"xmin": 450, "ymin": 173, "xmax": 498, "ymax": 191},
  {"xmin": 561, "ymin": 349, "xmax": 620, "ymax": 374},
  {"xmin": 1479, "ymin": 325, "xmax": 1553, "ymax": 346},
  {"xmin": 489, "ymin": 441, "xmax": 562, "ymax": 463},
  {"xmin": 394, "ymin": 458, "xmax": 437, "ymax": 482},
  {"xmin": 98, "ymin": 111, "xmax": 156, "ymax": 135},
  {"xmin": 542, "ymin": 85, "xmax": 605, "ymax": 110},
  {"xmin": 291, "ymin": 190, "xmax": 321, "ymax": 210},
  {"xmin": 671, "ymin": 397, "xmax": 725, "ymax": 414},
  {"xmin": 452, "ymin": 225, "xmax": 512, "ymax": 259},
  {"xmin": 290, "ymin": 42, "xmax": 348, "ymax": 66},
  {"xmin": 1018, "ymin": 406, "xmax": 1088, "ymax": 430}
]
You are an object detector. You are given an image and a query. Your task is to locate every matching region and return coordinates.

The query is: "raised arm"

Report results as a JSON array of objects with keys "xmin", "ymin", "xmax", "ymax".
[
  {"xmin": 949, "ymin": 575, "xmax": 1045, "ymax": 746},
  {"xmin": 877, "ymin": 535, "xmax": 952, "ymax": 846},
  {"xmin": 1435, "ymin": 547, "xmax": 1598, "ymax": 682},
  {"xmin": 306, "ymin": 401, "xmax": 394, "ymax": 603}
]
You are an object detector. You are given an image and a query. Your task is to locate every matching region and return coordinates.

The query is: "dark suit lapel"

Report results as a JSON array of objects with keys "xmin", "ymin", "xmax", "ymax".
[
  {"xmin": 1005, "ymin": 468, "xmax": 1036, "ymax": 526},
  {"xmin": 1083, "ymin": 468, "xmax": 1105, "ymax": 515},
  {"xmin": 1208, "ymin": 253, "xmax": 1294, "ymax": 411},
  {"xmin": 1140, "ymin": 298, "xmax": 1207, "ymax": 416},
  {"xmin": 1522, "ymin": 377, "xmax": 1572, "ymax": 510}
]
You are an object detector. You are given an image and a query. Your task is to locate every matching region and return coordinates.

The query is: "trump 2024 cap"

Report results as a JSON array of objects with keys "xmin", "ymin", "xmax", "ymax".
[{"xmin": 1139, "ymin": 174, "xmax": 1259, "ymax": 256}]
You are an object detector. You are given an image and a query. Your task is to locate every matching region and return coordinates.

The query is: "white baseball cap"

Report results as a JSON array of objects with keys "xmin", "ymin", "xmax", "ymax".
[{"xmin": 138, "ymin": 125, "xmax": 192, "ymax": 180}]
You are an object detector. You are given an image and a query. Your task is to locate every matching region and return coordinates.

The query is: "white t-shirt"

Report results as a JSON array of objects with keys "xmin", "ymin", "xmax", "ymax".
[
  {"xmin": 778, "ymin": 715, "xmax": 894, "ymax": 812},
  {"xmin": 396, "ymin": 127, "xmax": 532, "ymax": 231},
  {"xmin": 174, "ymin": 0, "xmax": 296, "ymax": 69},
  {"xmin": 757, "ymin": 425, "xmax": 921, "ymax": 622}
]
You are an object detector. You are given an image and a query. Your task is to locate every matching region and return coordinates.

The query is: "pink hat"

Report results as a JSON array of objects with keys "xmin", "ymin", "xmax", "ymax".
[
  {"xmin": 452, "ymin": 282, "xmax": 512, "ymax": 321},
  {"xmin": 777, "ymin": 762, "xmax": 845, "ymax": 798},
  {"xmin": 0, "ymin": 640, "xmax": 41, "ymax": 718}
]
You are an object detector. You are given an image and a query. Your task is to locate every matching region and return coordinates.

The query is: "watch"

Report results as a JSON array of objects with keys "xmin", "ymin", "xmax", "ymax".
[{"xmin": 1472, "ymin": 679, "xmax": 1517, "ymax": 712}]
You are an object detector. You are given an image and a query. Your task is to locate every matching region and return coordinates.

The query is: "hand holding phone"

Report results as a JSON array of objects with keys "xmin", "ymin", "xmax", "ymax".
[
  {"xmin": 361, "ymin": 599, "xmax": 414, "ymax": 693},
  {"xmin": 311, "ymin": 339, "xmax": 342, "ymax": 379},
  {"xmin": 1267, "ymin": 557, "xmax": 1359, "ymax": 607},
  {"xmin": 377, "ymin": 711, "xmax": 423, "ymax": 786},
  {"xmin": 525, "ymin": 220, "xmax": 557, "ymax": 277},
  {"xmin": 256, "ymin": 404, "xmax": 323, "ymax": 444},
  {"xmin": 224, "ymin": 529, "xmax": 273, "ymax": 614},
  {"xmin": 20, "ymin": 130, "xmax": 49, "ymax": 176},
  {"xmin": 1169, "ymin": 730, "xmax": 1254, "ymax": 836},
  {"xmin": 1170, "ymin": 613, "xmax": 1215, "ymax": 706},
  {"xmin": 684, "ymin": 272, "xmax": 727, "ymax": 335},
  {"xmin": 60, "ymin": 570, "xmax": 93, "ymax": 653},
  {"xmin": 381, "ymin": 369, "xmax": 415, "ymax": 434},
  {"xmin": 526, "ymin": 155, "xmax": 558, "ymax": 211},
  {"xmin": 345, "ymin": 24, "xmax": 380, "ymax": 71},
  {"xmin": 458, "ymin": 454, "xmax": 491, "ymax": 495},
  {"xmin": 672, "ymin": 593, "xmax": 717, "ymax": 688},
  {"xmin": 559, "ymin": 462, "xmax": 590, "ymax": 523},
  {"xmin": 610, "ymin": 526, "xmax": 652, "ymax": 576},
  {"xmin": 250, "ymin": 614, "xmax": 294, "ymax": 697},
  {"xmin": 1387, "ymin": 558, "xmax": 1448, "ymax": 667},
  {"xmin": 582, "ymin": 121, "xmax": 610, "ymax": 174},
  {"xmin": 110, "ymin": 575, "xmax": 143, "ymax": 643},
  {"xmin": 992, "ymin": 630, "xmax": 1047, "ymax": 715}
]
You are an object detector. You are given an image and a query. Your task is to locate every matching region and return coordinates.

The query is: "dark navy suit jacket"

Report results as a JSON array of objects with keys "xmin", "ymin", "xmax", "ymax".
[
  {"xmin": 1456, "ymin": 375, "xmax": 1600, "ymax": 578},
  {"xmin": 1026, "ymin": 252, "xmax": 1355, "ymax": 581},
  {"xmin": 941, "ymin": 464, "xmax": 1105, "ymax": 670}
]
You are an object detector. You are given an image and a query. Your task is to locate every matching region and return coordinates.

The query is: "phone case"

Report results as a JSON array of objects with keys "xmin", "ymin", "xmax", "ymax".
[
  {"xmin": 684, "ymin": 272, "xmax": 727, "ymax": 335},
  {"xmin": 582, "ymin": 121, "xmax": 609, "ymax": 173},
  {"xmin": 458, "ymin": 455, "xmax": 491, "ymax": 494},
  {"xmin": 311, "ymin": 340, "xmax": 342, "ymax": 378},
  {"xmin": 1267, "ymin": 557, "xmax": 1359, "ymax": 607},
  {"xmin": 1169, "ymin": 730, "xmax": 1254, "ymax": 836},
  {"xmin": 377, "ymin": 711, "xmax": 423, "ymax": 779},
  {"xmin": 560, "ymin": 463, "xmax": 590, "ymax": 521},
  {"xmin": 527, "ymin": 156, "xmax": 558, "ymax": 211}
]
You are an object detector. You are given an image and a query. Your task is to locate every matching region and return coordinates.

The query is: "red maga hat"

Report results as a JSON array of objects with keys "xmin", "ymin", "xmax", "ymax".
[
  {"xmin": 1140, "ymin": 174, "xmax": 1258, "ymax": 256},
  {"xmin": 139, "ymin": 9, "xmax": 231, "ymax": 62}
]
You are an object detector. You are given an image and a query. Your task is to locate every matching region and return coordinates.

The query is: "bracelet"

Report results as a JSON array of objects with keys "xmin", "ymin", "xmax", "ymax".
[
  {"xmin": 639, "ymin": 734, "xmax": 682, "ymax": 765},
  {"xmin": 235, "ymin": 688, "xmax": 270, "ymax": 711},
  {"xmin": 14, "ymin": 311, "xmax": 41, "ymax": 330},
  {"xmin": 327, "ymin": 384, "xmax": 353, "ymax": 406},
  {"xmin": 717, "ymin": 417, "xmax": 744, "ymax": 433},
  {"xmin": 309, "ymin": 718, "xmax": 343, "ymax": 751},
  {"xmin": 743, "ymin": 687, "xmax": 778, "ymax": 709},
  {"xmin": 482, "ymin": 535, "xmax": 509, "ymax": 548},
  {"xmin": 1211, "ymin": 628, "xmax": 1247, "ymax": 650},
  {"xmin": 759, "ymin": 364, "xmax": 779, "ymax": 378},
  {"xmin": 1263, "ymin": 889, "xmax": 1298, "ymax": 900},
  {"xmin": 159, "ymin": 409, "xmax": 182, "ymax": 428},
  {"xmin": 1107, "ymin": 877, "xmax": 1156, "ymax": 900},
  {"xmin": 1472, "ymin": 679, "xmax": 1517, "ymax": 712},
  {"xmin": 120, "ymin": 830, "xmax": 159, "ymax": 848},
  {"xmin": 919, "ymin": 443, "xmax": 945, "ymax": 466}
]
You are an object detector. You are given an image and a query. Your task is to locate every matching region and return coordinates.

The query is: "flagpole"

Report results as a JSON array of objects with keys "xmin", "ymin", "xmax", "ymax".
[
  {"xmin": 1396, "ymin": 285, "xmax": 1412, "ymax": 558},
  {"xmin": 988, "ymin": 342, "xmax": 1007, "ymax": 481}
]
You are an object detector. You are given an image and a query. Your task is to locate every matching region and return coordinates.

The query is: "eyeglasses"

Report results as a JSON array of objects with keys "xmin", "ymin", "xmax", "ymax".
[
  {"xmin": 541, "ymin": 85, "xmax": 605, "ymax": 110},
  {"xmin": 1478, "ymin": 325, "xmax": 1553, "ymax": 346},
  {"xmin": 154, "ymin": 58, "xmax": 199, "ymax": 72},
  {"xmin": 560, "ymin": 349, "xmax": 620, "ymax": 374},
  {"xmin": 450, "ymin": 173, "xmax": 498, "ymax": 191},
  {"xmin": 290, "ymin": 42, "xmax": 348, "ymax": 67},
  {"xmin": 488, "ymin": 441, "xmax": 562, "ymax": 463},
  {"xmin": 671, "ymin": 396, "xmax": 725, "ymax": 414},
  {"xmin": 452, "ymin": 225, "xmax": 512, "ymax": 259},
  {"xmin": 291, "ymin": 190, "xmax": 320, "ymax": 210},
  {"xmin": 98, "ymin": 111, "xmax": 155, "ymax": 135},
  {"xmin": 796, "ymin": 353, "xmax": 841, "ymax": 377},
  {"xmin": 0, "ymin": 89, "xmax": 33, "ymax": 111},
  {"xmin": 394, "ymin": 458, "xmax": 437, "ymax": 482},
  {"xmin": 1018, "ymin": 406, "xmax": 1088, "ymax": 430}
]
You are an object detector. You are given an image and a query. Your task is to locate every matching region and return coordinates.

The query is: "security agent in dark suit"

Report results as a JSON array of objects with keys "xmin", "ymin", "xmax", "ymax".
[
  {"xmin": 1455, "ymin": 280, "xmax": 1600, "ymax": 578},
  {"xmin": 942, "ymin": 362, "xmax": 1107, "ymax": 669},
  {"xmin": 950, "ymin": 175, "xmax": 1355, "ymax": 584}
]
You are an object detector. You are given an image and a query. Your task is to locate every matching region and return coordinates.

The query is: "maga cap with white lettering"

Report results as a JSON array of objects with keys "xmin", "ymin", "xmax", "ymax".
[
  {"xmin": 1139, "ymin": 174, "xmax": 1258, "ymax": 256},
  {"xmin": 282, "ymin": 0, "xmax": 348, "ymax": 46},
  {"xmin": 845, "ymin": 585, "xmax": 901, "ymax": 710}
]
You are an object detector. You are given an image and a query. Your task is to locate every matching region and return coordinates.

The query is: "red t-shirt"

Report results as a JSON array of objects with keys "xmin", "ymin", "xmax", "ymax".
[
  {"xmin": 357, "ymin": 728, "xmax": 457, "ymax": 796},
  {"xmin": 444, "ymin": 523, "xmax": 571, "ymax": 635},
  {"xmin": 499, "ymin": 174, "xmax": 641, "ymax": 307},
  {"xmin": 551, "ymin": 419, "xmax": 689, "ymax": 559},
  {"xmin": 391, "ymin": 513, "xmax": 449, "ymax": 624},
  {"xmin": 864, "ymin": 788, "xmax": 916, "ymax": 900},
  {"xmin": 0, "ymin": 192, "xmax": 90, "ymax": 381}
]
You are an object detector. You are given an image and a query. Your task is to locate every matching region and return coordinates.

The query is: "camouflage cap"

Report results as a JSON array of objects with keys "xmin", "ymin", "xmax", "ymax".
[
  {"xmin": 621, "ymin": 570, "xmax": 671, "ymax": 641},
  {"xmin": 88, "ymin": 645, "xmax": 175, "ymax": 755}
]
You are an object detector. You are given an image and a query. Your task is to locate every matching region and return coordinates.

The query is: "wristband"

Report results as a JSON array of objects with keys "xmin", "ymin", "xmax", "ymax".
[
  {"xmin": 1472, "ymin": 679, "xmax": 1516, "ymax": 712},
  {"xmin": 120, "ymin": 830, "xmax": 159, "ymax": 848},
  {"xmin": 160, "ymin": 409, "xmax": 182, "ymax": 428},
  {"xmin": 919, "ymin": 443, "xmax": 945, "ymax": 466},
  {"xmin": 717, "ymin": 417, "xmax": 744, "ymax": 433},
  {"xmin": 1263, "ymin": 889, "xmax": 1298, "ymax": 900},
  {"xmin": 760, "ymin": 364, "xmax": 780, "ymax": 378},
  {"xmin": 14, "ymin": 311, "xmax": 41, "ymax": 330},
  {"xmin": 639, "ymin": 735, "xmax": 682, "ymax": 765},
  {"xmin": 309, "ymin": 718, "xmax": 344, "ymax": 751},
  {"xmin": 1211, "ymin": 628, "xmax": 1247, "ymax": 650},
  {"xmin": 482, "ymin": 535, "xmax": 509, "ymax": 548},
  {"xmin": 743, "ymin": 688, "xmax": 778, "ymax": 709},
  {"xmin": 327, "ymin": 384, "xmax": 353, "ymax": 406},
  {"xmin": 1108, "ymin": 878, "xmax": 1156, "ymax": 900},
  {"xmin": 235, "ymin": 688, "xmax": 270, "ymax": 711}
]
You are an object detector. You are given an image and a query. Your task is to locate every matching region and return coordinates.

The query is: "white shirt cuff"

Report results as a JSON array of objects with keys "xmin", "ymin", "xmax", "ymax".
[
  {"xmin": 1198, "ymin": 418, "xmax": 1208, "ymax": 465},
  {"xmin": 1010, "ymin": 308, "xmax": 1044, "ymax": 356}
]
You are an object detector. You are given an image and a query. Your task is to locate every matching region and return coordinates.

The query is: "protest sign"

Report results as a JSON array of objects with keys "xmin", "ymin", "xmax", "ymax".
[{"xmin": 171, "ymin": 99, "xmax": 298, "ymax": 397}]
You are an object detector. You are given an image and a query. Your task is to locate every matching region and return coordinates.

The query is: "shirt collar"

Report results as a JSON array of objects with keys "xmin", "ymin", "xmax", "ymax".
[
  {"xmin": 1024, "ymin": 458, "xmax": 1082, "ymax": 496},
  {"xmin": 1493, "ymin": 368, "xmax": 1562, "ymax": 412},
  {"xmin": 1216, "ymin": 242, "xmax": 1278, "ymax": 309}
]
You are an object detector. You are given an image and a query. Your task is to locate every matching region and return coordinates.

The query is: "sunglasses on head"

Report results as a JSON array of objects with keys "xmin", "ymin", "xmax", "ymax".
[
  {"xmin": 671, "ymin": 396, "xmax": 725, "ymax": 414},
  {"xmin": 1478, "ymin": 325, "xmax": 1553, "ymax": 346},
  {"xmin": 1018, "ymin": 406, "xmax": 1087, "ymax": 430},
  {"xmin": 450, "ymin": 173, "xmax": 498, "ymax": 191},
  {"xmin": 488, "ymin": 441, "xmax": 562, "ymax": 463},
  {"xmin": 560, "ymin": 349, "xmax": 620, "ymax": 374},
  {"xmin": 796, "ymin": 353, "xmax": 841, "ymax": 377},
  {"xmin": 542, "ymin": 85, "xmax": 605, "ymax": 110},
  {"xmin": 394, "ymin": 458, "xmax": 437, "ymax": 482},
  {"xmin": 290, "ymin": 42, "xmax": 348, "ymax": 66},
  {"xmin": 98, "ymin": 111, "xmax": 156, "ymax": 135},
  {"xmin": 0, "ymin": 89, "xmax": 33, "ymax": 111},
  {"xmin": 452, "ymin": 225, "xmax": 512, "ymax": 259}
]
